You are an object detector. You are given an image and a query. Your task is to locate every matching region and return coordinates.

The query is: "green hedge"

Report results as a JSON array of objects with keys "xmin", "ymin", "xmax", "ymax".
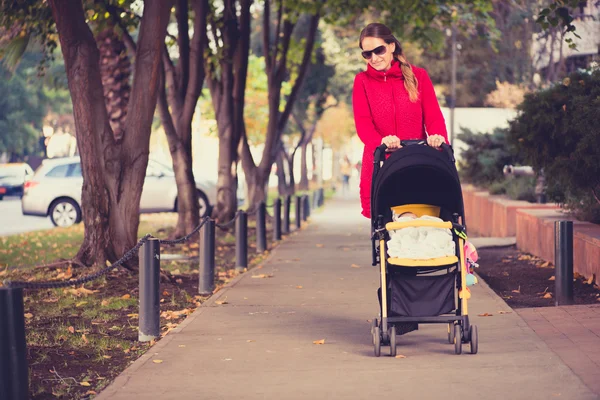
[{"xmin": 507, "ymin": 69, "xmax": 600, "ymax": 223}]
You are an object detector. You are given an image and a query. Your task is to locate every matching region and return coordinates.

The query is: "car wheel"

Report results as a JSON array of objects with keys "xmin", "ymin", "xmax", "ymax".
[
  {"xmin": 50, "ymin": 199, "xmax": 81, "ymax": 227},
  {"xmin": 197, "ymin": 190, "xmax": 211, "ymax": 218}
]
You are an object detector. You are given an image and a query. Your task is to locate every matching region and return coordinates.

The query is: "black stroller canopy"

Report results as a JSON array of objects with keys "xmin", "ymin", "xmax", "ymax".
[{"xmin": 371, "ymin": 145, "xmax": 464, "ymax": 223}]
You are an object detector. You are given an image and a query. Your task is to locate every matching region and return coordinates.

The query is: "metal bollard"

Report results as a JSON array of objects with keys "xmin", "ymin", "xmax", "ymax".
[
  {"xmin": 295, "ymin": 195, "xmax": 302, "ymax": 229},
  {"xmin": 555, "ymin": 220, "xmax": 574, "ymax": 306},
  {"xmin": 303, "ymin": 195, "xmax": 310, "ymax": 220},
  {"xmin": 274, "ymin": 198, "xmax": 282, "ymax": 241},
  {"xmin": 312, "ymin": 190, "xmax": 318, "ymax": 210},
  {"xmin": 318, "ymin": 188, "xmax": 324, "ymax": 207},
  {"xmin": 139, "ymin": 238, "xmax": 160, "ymax": 342},
  {"xmin": 235, "ymin": 211, "xmax": 248, "ymax": 272},
  {"xmin": 198, "ymin": 219, "xmax": 216, "ymax": 295},
  {"xmin": 256, "ymin": 202, "xmax": 267, "ymax": 253},
  {"xmin": 283, "ymin": 195, "xmax": 291, "ymax": 234},
  {"xmin": 0, "ymin": 287, "xmax": 28, "ymax": 400}
]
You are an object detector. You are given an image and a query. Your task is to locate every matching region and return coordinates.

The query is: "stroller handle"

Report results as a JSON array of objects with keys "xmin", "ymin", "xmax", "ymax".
[{"xmin": 372, "ymin": 140, "xmax": 455, "ymax": 164}]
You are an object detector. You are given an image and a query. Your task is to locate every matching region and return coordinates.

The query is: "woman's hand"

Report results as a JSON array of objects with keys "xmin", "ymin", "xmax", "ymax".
[
  {"xmin": 427, "ymin": 134, "xmax": 445, "ymax": 148},
  {"xmin": 382, "ymin": 135, "xmax": 401, "ymax": 152}
]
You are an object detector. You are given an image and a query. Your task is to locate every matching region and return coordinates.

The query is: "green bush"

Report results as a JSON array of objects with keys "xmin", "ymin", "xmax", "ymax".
[
  {"xmin": 507, "ymin": 69, "xmax": 600, "ymax": 223},
  {"xmin": 488, "ymin": 176, "xmax": 537, "ymax": 202},
  {"xmin": 457, "ymin": 127, "xmax": 523, "ymax": 186}
]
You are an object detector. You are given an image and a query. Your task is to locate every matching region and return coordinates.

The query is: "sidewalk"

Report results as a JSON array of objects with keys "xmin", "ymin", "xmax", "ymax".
[{"xmin": 97, "ymin": 196, "xmax": 599, "ymax": 400}]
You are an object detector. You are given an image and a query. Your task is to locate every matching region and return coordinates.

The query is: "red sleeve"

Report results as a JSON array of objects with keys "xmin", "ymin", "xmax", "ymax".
[
  {"xmin": 419, "ymin": 68, "xmax": 449, "ymax": 144},
  {"xmin": 352, "ymin": 74, "xmax": 383, "ymax": 152}
]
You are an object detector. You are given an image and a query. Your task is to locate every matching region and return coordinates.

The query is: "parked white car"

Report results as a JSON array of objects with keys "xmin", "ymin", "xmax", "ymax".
[{"xmin": 21, "ymin": 157, "xmax": 217, "ymax": 227}]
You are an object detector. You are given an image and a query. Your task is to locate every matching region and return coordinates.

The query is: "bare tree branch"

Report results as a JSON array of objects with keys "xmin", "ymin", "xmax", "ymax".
[{"xmin": 263, "ymin": 0, "xmax": 271, "ymax": 73}]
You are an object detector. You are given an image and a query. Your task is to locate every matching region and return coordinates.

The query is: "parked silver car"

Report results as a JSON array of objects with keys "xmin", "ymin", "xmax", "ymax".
[{"xmin": 21, "ymin": 157, "xmax": 217, "ymax": 227}]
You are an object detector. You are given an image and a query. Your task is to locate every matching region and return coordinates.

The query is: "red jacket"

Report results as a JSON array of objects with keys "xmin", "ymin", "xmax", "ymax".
[{"xmin": 352, "ymin": 60, "xmax": 449, "ymax": 218}]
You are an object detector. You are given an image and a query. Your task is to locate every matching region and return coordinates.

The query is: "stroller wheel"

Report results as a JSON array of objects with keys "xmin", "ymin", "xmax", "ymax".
[
  {"xmin": 447, "ymin": 323, "xmax": 455, "ymax": 344},
  {"xmin": 373, "ymin": 326, "xmax": 381, "ymax": 357},
  {"xmin": 389, "ymin": 326, "xmax": 397, "ymax": 357},
  {"xmin": 454, "ymin": 325, "xmax": 462, "ymax": 355},
  {"xmin": 469, "ymin": 325, "xmax": 479, "ymax": 354},
  {"xmin": 371, "ymin": 319, "xmax": 378, "ymax": 344}
]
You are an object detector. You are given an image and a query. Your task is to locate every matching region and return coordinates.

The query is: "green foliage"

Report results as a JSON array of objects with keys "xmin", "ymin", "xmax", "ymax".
[
  {"xmin": 535, "ymin": 0, "xmax": 580, "ymax": 49},
  {"xmin": 0, "ymin": 54, "xmax": 47, "ymax": 158},
  {"xmin": 457, "ymin": 127, "xmax": 523, "ymax": 186},
  {"xmin": 488, "ymin": 176, "xmax": 537, "ymax": 203},
  {"xmin": 507, "ymin": 69, "xmax": 600, "ymax": 223}
]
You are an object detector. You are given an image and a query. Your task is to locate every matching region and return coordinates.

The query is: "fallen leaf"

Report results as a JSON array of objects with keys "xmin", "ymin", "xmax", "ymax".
[
  {"xmin": 498, "ymin": 311, "xmax": 512, "ymax": 315},
  {"xmin": 152, "ymin": 359, "xmax": 163, "ymax": 364},
  {"xmin": 75, "ymin": 301, "xmax": 88, "ymax": 308},
  {"xmin": 103, "ymin": 355, "xmax": 112, "ymax": 359},
  {"xmin": 121, "ymin": 294, "xmax": 131, "ymax": 300},
  {"xmin": 313, "ymin": 339, "xmax": 326, "ymax": 345},
  {"xmin": 163, "ymin": 291, "xmax": 170, "ymax": 296},
  {"xmin": 251, "ymin": 274, "xmax": 273, "ymax": 279},
  {"xmin": 79, "ymin": 382, "xmax": 91, "ymax": 387},
  {"xmin": 296, "ymin": 286, "xmax": 303, "ymax": 289},
  {"xmin": 538, "ymin": 261, "xmax": 552, "ymax": 268},
  {"xmin": 512, "ymin": 286, "xmax": 521, "ymax": 294},
  {"xmin": 172, "ymin": 269, "xmax": 181, "ymax": 275},
  {"xmin": 215, "ymin": 300, "xmax": 228, "ymax": 305},
  {"xmin": 543, "ymin": 293, "xmax": 553, "ymax": 299},
  {"xmin": 549, "ymin": 276, "xmax": 556, "ymax": 281},
  {"xmin": 85, "ymin": 391, "xmax": 98, "ymax": 395},
  {"xmin": 127, "ymin": 313, "xmax": 139, "ymax": 318},
  {"xmin": 176, "ymin": 279, "xmax": 183, "ymax": 284},
  {"xmin": 24, "ymin": 313, "xmax": 33, "ymax": 319},
  {"xmin": 247, "ymin": 340, "xmax": 255, "ymax": 343},
  {"xmin": 395, "ymin": 354, "xmax": 407, "ymax": 358},
  {"xmin": 478, "ymin": 313, "xmax": 493, "ymax": 317},
  {"xmin": 316, "ymin": 244, "xmax": 324, "ymax": 248},
  {"xmin": 178, "ymin": 345, "xmax": 186, "ymax": 348},
  {"xmin": 82, "ymin": 334, "xmax": 89, "ymax": 344},
  {"xmin": 101, "ymin": 300, "xmax": 109, "ymax": 306},
  {"xmin": 68, "ymin": 326, "xmax": 75, "ymax": 334},
  {"xmin": 502, "ymin": 272, "xmax": 509, "ymax": 276},
  {"xmin": 351, "ymin": 264, "xmax": 361, "ymax": 268},
  {"xmin": 587, "ymin": 275, "xmax": 595, "ymax": 285},
  {"xmin": 342, "ymin": 247, "xmax": 351, "ymax": 251}
]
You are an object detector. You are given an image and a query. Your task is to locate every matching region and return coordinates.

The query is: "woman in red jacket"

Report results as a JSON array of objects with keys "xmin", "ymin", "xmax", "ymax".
[{"xmin": 353, "ymin": 23, "xmax": 449, "ymax": 218}]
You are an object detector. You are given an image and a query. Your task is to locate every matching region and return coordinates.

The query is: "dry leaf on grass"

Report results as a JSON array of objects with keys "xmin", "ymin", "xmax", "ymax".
[
  {"xmin": 395, "ymin": 354, "xmax": 406, "ymax": 359},
  {"xmin": 313, "ymin": 339, "xmax": 326, "ymax": 345},
  {"xmin": 68, "ymin": 326, "xmax": 75, "ymax": 334},
  {"xmin": 478, "ymin": 313, "xmax": 493, "ymax": 317},
  {"xmin": 512, "ymin": 286, "xmax": 521, "ymax": 294},
  {"xmin": 82, "ymin": 334, "xmax": 89, "ymax": 344},
  {"xmin": 24, "ymin": 313, "xmax": 33, "ymax": 319},
  {"xmin": 85, "ymin": 391, "xmax": 97, "ymax": 395},
  {"xmin": 549, "ymin": 276, "xmax": 556, "ymax": 281},
  {"xmin": 79, "ymin": 382, "xmax": 91, "ymax": 387},
  {"xmin": 543, "ymin": 293, "xmax": 553, "ymax": 299},
  {"xmin": 75, "ymin": 301, "xmax": 88, "ymax": 308},
  {"xmin": 152, "ymin": 360, "xmax": 163, "ymax": 364},
  {"xmin": 586, "ymin": 275, "xmax": 596, "ymax": 285},
  {"xmin": 101, "ymin": 300, "xmax": 109, "ymax": 306},
  {"xmin": 127, "ymin": 313, "xmax": 139, "ymax": 319},
  {"xmin": 121, "ymin": 294, "xmax": 131, "ymax": 300}
]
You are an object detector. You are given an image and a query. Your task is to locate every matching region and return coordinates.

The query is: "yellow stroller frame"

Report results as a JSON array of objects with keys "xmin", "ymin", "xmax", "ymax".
[{"xmin": 371, "ymin": 203, "xmax": 478, "ymax": 356}]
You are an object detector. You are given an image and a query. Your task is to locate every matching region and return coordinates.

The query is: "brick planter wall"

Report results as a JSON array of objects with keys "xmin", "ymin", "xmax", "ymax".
[{"xmin": 516, "ymin": 209, "xmax": 600, "ymax": 284}]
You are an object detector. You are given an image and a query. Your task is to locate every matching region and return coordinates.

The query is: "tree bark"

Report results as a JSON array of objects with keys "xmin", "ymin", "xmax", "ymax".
[
  {"xmin": 49, "ymin": 0, "xmax": 173, "ymax": 269},
  {"xmin": 298, "ymin": 140, "xmax": 309, "ymax": 190},
  {"xmin": 207, "ymin": 0, "xmax": 252, "ymax": 221}
]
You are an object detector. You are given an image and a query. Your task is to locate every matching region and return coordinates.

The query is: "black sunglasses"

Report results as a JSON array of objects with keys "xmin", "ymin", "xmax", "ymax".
[{"xmin": 361, "ymin": 45, "xmax": 387, "ymax": 60}]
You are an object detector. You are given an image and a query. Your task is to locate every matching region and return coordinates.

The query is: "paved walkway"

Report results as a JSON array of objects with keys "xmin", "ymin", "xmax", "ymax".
[{"xmin": 98, "ymin": 196, "xmax": 599, "ymax": 400}]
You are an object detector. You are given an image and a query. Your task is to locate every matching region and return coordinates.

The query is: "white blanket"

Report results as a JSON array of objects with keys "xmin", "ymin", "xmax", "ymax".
[{"xmin": 387, "ymin": 215, "xmax": 455, "ymax": 259}]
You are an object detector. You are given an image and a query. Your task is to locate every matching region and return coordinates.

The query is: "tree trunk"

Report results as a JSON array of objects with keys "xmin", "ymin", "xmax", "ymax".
[
  {"xmin": 276, "ymin": 150, "xmax": 288, "ymax": 196},
  {"xmin": 169, "ymin": 131, "xmax": 199, "ymax": 234},
  {"xmin": 298, "ymin": 140, "xmax": 309, "ymax": 190},
  {"xmin": 49, "ymin": 0, "xmax": 172, "ymax": 269},
  {"xmin": 215, "ymin": 118, "xmax": 239, "ymax": 222}
]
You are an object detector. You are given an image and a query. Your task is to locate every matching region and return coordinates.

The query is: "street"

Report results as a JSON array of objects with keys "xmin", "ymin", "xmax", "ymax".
[{"xmin": 0, "ymin": 197, "xmax": 54, "ymax": 236}]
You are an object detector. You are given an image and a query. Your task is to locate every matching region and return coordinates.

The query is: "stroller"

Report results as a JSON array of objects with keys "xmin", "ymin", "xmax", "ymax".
[{"xmin": 369, "ymin": 140, "xmax": 478, "ymax": 356}]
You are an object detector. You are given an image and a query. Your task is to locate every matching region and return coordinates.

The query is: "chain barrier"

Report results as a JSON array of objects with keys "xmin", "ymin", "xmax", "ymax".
[
  {"xmin": 3, "ymin": 234, "xmax": 153, "ymax": 290},
  {"xmin": 159, "ymin": 216, "xmax": 210, "ymax": 245},
  {"xmin": 215, "ymin": 210, "xmax": 240, "ymax": 230}
]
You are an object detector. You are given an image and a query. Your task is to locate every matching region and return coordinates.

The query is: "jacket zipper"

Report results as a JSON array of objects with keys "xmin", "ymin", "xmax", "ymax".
[{"xmin": 389, "ymin": 76, "xmax": 397, "ymax": 136}]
